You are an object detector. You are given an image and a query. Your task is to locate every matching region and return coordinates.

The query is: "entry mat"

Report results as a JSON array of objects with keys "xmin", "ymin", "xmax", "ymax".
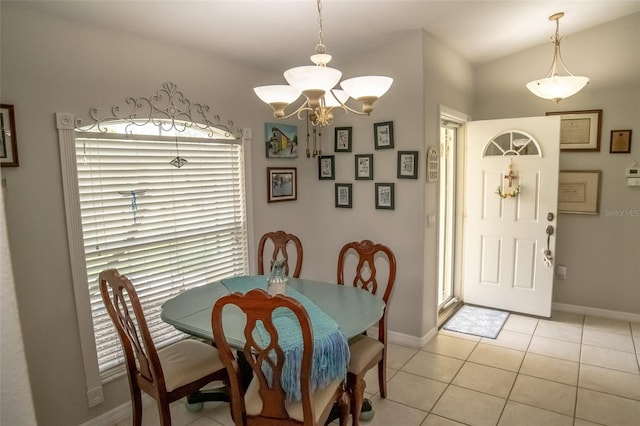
[{"xmin": 442, "ymin": 305, "xmax": 509, "ymax": 339}]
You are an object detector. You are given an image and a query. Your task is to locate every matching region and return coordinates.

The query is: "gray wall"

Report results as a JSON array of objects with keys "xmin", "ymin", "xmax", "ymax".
[{"xmin": 475, "ymin": 12, "xmax": 640, "ymax": 315}]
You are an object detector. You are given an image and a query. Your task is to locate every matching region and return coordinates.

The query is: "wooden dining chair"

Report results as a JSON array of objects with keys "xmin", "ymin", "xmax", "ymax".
[
  {"xmin": 258, "ymin": 230, "xmax": 304, "ymax": 278},
  {"xmin": 336, "ymin": 240, "xmax": 397, "ymax": 426},
  {"xmin": 99, "ymin": 269, "xmax": 227, "ymax": 426},
  {"xmin": 211, "ymin": 288, "xmax": 350, "ymax": 426}
]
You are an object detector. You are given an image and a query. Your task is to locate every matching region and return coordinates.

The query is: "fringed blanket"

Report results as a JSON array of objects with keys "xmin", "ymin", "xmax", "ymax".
[{"xmin": 220, "ymin": 275, "xmax": 349, "ymax": 402}]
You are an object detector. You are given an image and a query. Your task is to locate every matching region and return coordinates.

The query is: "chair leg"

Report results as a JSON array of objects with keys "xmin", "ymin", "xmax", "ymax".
[
  {"xmin": 348, "ymin": 373, "xmax": 365, "ymax": 426},
  {"xmin": 157, "ymin": 398, "xmax": 172, "ymax": 426},
  {"xmin": 377, "ymin": 358, "xmax": 387, "ymax": 398},
  {"xmin": 338, "ymin": 387, "xmax": 351, "ymax": 426},
  {"xmin": 131, "ymin": 389, "xmax": 143, "ymax": 426}
]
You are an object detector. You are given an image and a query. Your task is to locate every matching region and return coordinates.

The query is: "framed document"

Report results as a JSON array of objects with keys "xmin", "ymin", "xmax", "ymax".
[
  {"xmin": 546, "ymin": 110, "xmax": 602, "ymax": 152},
  {"xmin": 610, "ymin": 130, "xmax": 631, "ymax": 153},
  {"xmin": 558, "ymin": 170, "xmax": 602, "ymax": 215}
]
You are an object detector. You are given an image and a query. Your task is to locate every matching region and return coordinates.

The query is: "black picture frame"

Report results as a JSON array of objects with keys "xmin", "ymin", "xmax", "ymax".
[
  {"xmin": 375, "ymin": 183, "xmax": 395, "ymax": 210},
  {"xmin": 0, "ymin": 104, "xmax": 19, "ymax": 167},
  {"xmin": 335, "ymin": 183, "xmax": 352, "ymax": 208},
  {"xmin": 397, "ymin": 150, "xmax": 418, "ymax": 179},
  {"xmin": 334, "ymin": 127, "xmax": 352, "ymax": 152},
  {"xmin": 355, "ymin": 154, "xmax": 373, "ymax": 180},
  {"xmin": 318, "ymin": 155, "xmax": 335, "ymax": 180},
  {"xmin": 267, "ymin": 167, "xmax": 297, "ymax": 203},
  {"xmin": 610, "ymin": 130, "xmax": 632, "ymax": 153},
  {"xmin": 374, "ymin": 121, "xmax": 394, "ymax": 150}
]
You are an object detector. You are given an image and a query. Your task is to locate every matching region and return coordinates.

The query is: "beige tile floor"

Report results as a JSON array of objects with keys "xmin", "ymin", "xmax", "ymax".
[{"xmin": 117, "ymin": 311, "xmax": 640, "ymax": 426}]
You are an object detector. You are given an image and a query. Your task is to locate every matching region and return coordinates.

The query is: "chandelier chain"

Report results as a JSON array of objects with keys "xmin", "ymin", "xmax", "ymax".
[{"xmin": 315, "ymin": 0, "xmax": 326, "ymax": 54}]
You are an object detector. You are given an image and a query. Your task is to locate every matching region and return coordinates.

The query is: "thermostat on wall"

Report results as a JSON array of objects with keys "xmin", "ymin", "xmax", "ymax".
[{"xmin": 627, "ymin": 166, "xmax": 640, "ymax": 186}]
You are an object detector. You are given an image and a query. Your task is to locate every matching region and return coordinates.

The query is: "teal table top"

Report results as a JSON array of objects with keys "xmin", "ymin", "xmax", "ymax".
[{"xmin": 161, "ymin": 276, "xmax": 385, "ymax": 347}]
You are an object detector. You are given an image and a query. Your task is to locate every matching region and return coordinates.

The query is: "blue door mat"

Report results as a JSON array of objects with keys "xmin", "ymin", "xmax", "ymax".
[{"xmin": 442, "ymin": 305, "xmax": 509, "ymax": 339}]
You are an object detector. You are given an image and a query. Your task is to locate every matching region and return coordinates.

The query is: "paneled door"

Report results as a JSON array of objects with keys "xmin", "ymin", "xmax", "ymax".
[{"xmin": 462, "ymin": 116, "xmax": 560, "ymax": 317}]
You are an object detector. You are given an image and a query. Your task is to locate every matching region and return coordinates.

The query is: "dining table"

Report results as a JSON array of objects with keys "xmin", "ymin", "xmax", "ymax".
[{"xmin": 160, "ymin": 275, "xmax": 385, "ymax": 417}]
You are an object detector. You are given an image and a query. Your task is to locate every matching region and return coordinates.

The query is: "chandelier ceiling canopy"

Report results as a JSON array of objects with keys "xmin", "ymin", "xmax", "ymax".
[
  {"xmin": 253, "ymin": 0, "xmax": 393, "ymax": 127},
  {"xmin": 526, "ymin": 12, "xmax": 589, "ymax": 103}
]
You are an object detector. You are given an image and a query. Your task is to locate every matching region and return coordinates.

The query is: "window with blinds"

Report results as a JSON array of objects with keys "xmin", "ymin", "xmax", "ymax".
[{"xmin": 73, "ymin": 127, "xmax": 248, "ymax": 376}]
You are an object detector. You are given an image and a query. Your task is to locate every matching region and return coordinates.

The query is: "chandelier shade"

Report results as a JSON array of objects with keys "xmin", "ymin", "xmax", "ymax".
[
  {"xmin": 253, "ymin": 0, "xmax": 392, "ymax": 127},
  {"xmin": 526, "ymin": 12, "xmax": 589, "ymax": 103},
  {"xmin": 284, "ymin": 66, "xmax": 342, "ymax": 93},
  {"xmin": 341, "ymin": 76, "xmax": 394, "ymax": 100},
  {"xmin": 324, "ymin": 89, "xmax": 350, "ymax": 107},
  {"xmin": 253, "ymin": 85, "xmax": 301, "ymax": 105}
]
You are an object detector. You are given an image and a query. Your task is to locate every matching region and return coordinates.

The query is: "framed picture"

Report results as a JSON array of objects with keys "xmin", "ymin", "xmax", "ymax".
[
  {"xmin": 355, "ymin": 154, "xmax": 373, "ymax": 180},
  {"xmin": 375, "ymin": 183, "xmax": 395, "ymax": 210},
  {"xmin": 265, "ymin": 122, "xmax": 298, "ymax": 158},
  {"xmin": 318, "ymin": 155, "xmax": 335, "ymax": 180},
  {"xmin": 267, "ymin": 167, "xmax": 297, "ymax": 203},
  {"xmin": 397, "ymin": 151, "xmax": 418, "ymax": 179},
  {"xmin": 334, "ymin": 127, "xmax": 352, "ymax": 152},
  {"xmin": 610, "ymin": 130, "xmax": 632, "ymax": 153},
  {"xmin": 1, "ymin": 104, "xmax": 19, "ymax": 167},
  {"xmin": 335, "ymin": 183, "xmax": 352, "ymax": 208},
  {"xmin": 558, "ymin": 170, "xmax": 602, "ymax": 215},
  {"xmin": 374, "ymin": 121, "xmax": 394, "ymax": 150},
  {"xmin": 545, "ymin": 109, "xmax": 602, "ymax": 152}
]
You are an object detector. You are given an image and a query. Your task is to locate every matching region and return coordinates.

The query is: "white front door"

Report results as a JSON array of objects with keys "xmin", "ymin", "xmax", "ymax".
[{"xmin": 462, "ymin": 116, "xmax": 561, "ymax": 317}]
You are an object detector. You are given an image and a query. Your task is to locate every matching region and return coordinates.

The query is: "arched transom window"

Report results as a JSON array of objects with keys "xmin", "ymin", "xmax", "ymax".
[{"xmin": 483, "ymin": 130, "xmax": 541, "ymax": 157}]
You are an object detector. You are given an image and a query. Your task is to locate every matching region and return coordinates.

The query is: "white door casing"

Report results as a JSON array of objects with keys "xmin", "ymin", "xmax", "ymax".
[{"xmin": 463, "ymin": 116, "xmax": 561, "ymax": 317}]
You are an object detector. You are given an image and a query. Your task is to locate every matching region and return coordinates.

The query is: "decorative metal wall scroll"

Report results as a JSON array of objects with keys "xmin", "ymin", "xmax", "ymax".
[{"xmin": 77, "ymin": 82, "xmax": 237, "ymax": 138}]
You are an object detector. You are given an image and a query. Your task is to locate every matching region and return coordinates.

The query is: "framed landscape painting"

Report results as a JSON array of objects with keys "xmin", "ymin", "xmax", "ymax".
[{"xmin": 265, "ymin": 123, "xmax": 298, "ymax": 158}]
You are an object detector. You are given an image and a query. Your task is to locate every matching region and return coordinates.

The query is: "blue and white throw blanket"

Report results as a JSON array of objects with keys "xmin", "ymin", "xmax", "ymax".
[{"xmin": 220, "ymin": 275, "xmax": 350, "ymax": 402}]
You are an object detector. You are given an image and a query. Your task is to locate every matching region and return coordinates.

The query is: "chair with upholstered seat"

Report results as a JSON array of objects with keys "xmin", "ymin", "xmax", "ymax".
[
  {"xmin": 258, "ymin": 230, "xmax": 303, "ymax": 278},
  {"xmin": 336, "ymin": 240, "xmax": 397, "ymax": 426},
  {"xmin": 211, "ymin": 288, "xmax": 350, "ymax": 426},
  {"xmin": 99, "ymin": 269, "xmax": 228, "ymax": 426}
]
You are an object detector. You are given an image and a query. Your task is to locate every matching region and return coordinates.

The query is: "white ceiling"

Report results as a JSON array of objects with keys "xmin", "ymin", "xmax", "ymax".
[{"xmin": 17, "ymin": 0, "xmax": 640, "ymax": 72}]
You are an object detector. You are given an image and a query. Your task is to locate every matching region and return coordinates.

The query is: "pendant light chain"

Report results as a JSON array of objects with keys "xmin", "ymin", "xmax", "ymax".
[{"xmin": 316, "ymin": 0, "xmax": 326, "ymax": 55}]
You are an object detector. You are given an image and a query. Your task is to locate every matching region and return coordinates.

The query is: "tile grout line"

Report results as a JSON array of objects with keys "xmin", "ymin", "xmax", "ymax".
[{"xmin": 573, "ymin": 313, "xmax": 586, "ymax": 424}]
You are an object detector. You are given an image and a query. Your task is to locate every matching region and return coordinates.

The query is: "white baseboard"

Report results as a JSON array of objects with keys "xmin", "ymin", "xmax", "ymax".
[
  {"xmin": 553, "ymin": 302, "xmax": 640, "ymax": 323},
  {"xmin": 367, "ymin": 326, "xmax": 438, "ymax": 349},
  {"xmin": 80, "ymin": 395, "xmax": 153, "ymax": 426}
]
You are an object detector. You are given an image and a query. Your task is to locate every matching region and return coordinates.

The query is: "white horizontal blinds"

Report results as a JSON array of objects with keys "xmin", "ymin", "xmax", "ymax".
[{"xmin": 75, "ymin": 134, "xmax": 248, "ymax": 374}]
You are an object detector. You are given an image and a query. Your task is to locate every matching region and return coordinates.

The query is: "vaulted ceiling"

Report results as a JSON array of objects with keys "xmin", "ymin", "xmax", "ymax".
[{"xmin": 16, "ymin": 0, "xmax": 640, "ymax": 72}]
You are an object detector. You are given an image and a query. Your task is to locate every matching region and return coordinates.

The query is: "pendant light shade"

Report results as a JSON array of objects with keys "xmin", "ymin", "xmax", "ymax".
[
  {"xmin": 526, "ymin": 12, "xmax": 589, "ymax": 103},
  {"xmin": 526, "ymin": 75, "xmax": 589, "ymax": 102}
]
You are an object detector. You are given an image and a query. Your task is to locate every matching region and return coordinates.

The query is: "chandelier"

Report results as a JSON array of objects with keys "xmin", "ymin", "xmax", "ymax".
[
  {"xmin": 526, "ymin": 12, "xmax": 589, "ymax": 103},
  {"xmin": 253, "ymin": 0, "xmax": 393, "ymax": 127}
]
